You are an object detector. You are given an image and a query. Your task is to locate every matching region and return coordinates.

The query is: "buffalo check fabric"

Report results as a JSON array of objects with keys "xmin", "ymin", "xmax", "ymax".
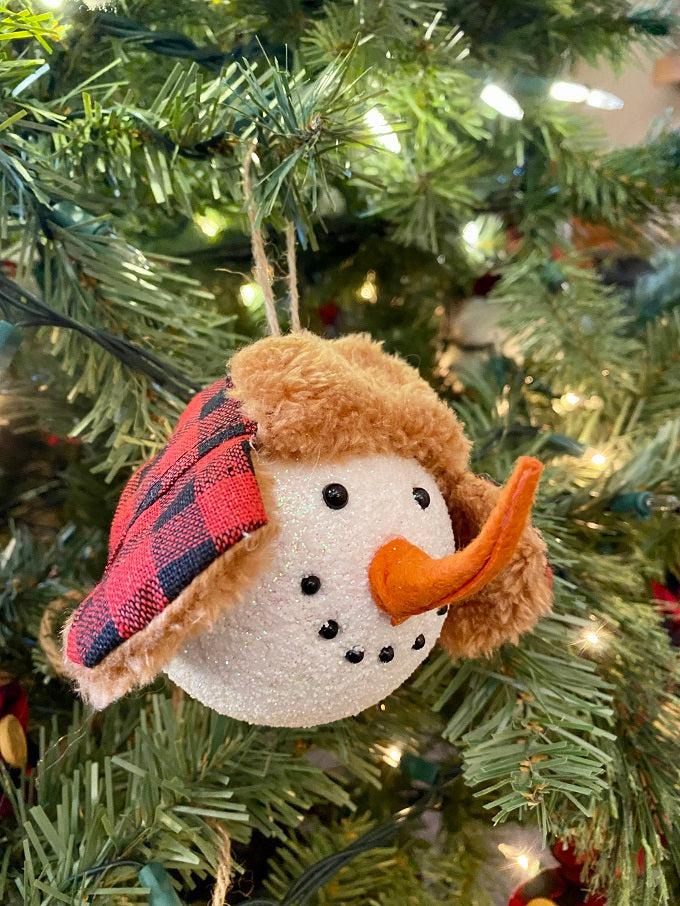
[{"xmin": 65, "ymin": 378, "xmax": 268, "ymax": 670}]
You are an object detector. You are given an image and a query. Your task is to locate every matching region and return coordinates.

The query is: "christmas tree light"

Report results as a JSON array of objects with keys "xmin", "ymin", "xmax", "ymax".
[
  {"xmin": 550, "ymin": 80, "xmax": 590, "ymax": 103},
  {"xmin": 586, "ymin": 89, "xmax": 624, "ymax": 110},
  {"xmin": 480, "ymin": 84, "xmax": 524, "ymax": 120},
  {"xmin": 364, "ymin": 108, "xmax": 401, "ymax": 153}
]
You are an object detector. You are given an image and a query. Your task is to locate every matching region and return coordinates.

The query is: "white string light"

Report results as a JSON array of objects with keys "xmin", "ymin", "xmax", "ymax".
[
  {"xmin": 239, "ymin": 282, "xmax": 262, "ymax": 308},
  {"xmin": 577, "ymin": 622, "xmax": 609, "ymax": 654},
  {"xmin": 586, "ymin": 88, "xmax": 624, "ymax": 111},
  {"xmin": 194, "ymin": 208, "xmax": 228, "ymax": 238},
  {"xmin": 550, "ymin": 80, "xmax": 590, "ymax": 103},
  {"xmin": 550, "ymin": 80, "xmax": 624, "ymax": 110},
  {"xmin": 590, "ymin": 451, "xmax": 608, "ymax": 468},
  {"xmin": 382, "ymin": 744, "xmax": 403, "ymax": 768},
  {"xmin": 462, "ymin": 220, "xmax": 481, "ymax": 249},
  {"xmin": 364, "ymin": 108, "xmax": 401, "ymax": 154},
  {"xmin": 498, "ymin": 843, "xmax": 541, "ymax": 879},
  {"xmin": 357, "ymin": 270, "xmax": 378, "ymax": 303},
  {"xmin": 480, "ymin": 84, "xmax": 524, "ymax": 120},
  {"xmin": 562, "ymin": 391, "xmax": 582, "ymax": 409},
  {"xmin": 195, "ymin": 213, "xmax": 221, "ymax": 238}
]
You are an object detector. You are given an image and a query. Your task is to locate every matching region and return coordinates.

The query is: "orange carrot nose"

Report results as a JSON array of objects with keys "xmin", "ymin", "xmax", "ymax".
[{"xmin": 368, "ymin": 456, "xmax": 543, "ymax": 625}]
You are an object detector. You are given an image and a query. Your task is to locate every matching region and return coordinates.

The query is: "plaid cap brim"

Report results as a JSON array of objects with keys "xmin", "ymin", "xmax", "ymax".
[{"xmin": 65, "ymin": 378, "xmax": 268, "ymax": 671}]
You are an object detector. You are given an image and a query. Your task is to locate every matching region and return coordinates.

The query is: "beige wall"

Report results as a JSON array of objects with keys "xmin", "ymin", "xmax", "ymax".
[{"xmin": 575, "ymin": 56, "xmax": 680, "ymax": 148}]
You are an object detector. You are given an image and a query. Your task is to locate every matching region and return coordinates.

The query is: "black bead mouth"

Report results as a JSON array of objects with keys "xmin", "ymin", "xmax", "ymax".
[{"xmin": 319, "ymin": 619, "xmax": 339, "ymax": 639}]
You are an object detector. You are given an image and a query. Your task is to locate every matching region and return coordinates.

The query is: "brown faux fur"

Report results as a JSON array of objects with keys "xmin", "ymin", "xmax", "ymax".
[
  {"xmin": 66, "ymin": 331, "xmax": 552, "ymax": 706},
  {"xmin": 439, "ymin": 472, "xmax": 551, "ymax": 657},
  {"xmin": 230, "ymin": 331, "xmax": 471, "ymax": 487},
  {"xmin": 61, "ymin": 462, "xmax": 279, "ymax": 709},
  {"xmin": 231, "ymin": 332, "xmax": 551, "ymax": 659}
]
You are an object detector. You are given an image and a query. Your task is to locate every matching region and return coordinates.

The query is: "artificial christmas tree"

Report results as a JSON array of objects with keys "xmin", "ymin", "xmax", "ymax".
[{"xmin": 1, "ymin": 1, "xmax": 679, "ymax": 904}]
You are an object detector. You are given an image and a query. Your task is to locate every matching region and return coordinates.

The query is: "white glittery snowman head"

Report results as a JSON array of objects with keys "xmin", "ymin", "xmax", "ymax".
[
  {"xmin": 63, "ymin": 333, "xmax": 552, "ymax": 722},
  {"xmin": 165, "ymin": 454, "xmax": 456, "ymax": 726}
]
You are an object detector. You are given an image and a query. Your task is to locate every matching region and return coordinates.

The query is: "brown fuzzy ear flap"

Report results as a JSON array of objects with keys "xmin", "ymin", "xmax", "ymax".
[{"xmin": 439, "ymin": 472, "xmax": 552, "ymax": 658}]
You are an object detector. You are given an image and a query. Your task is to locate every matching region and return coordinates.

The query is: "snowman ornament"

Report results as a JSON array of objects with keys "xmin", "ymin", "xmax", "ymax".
[{"xmin": 64, "ymin": 333, "xmax": 552, "ymax": 727}]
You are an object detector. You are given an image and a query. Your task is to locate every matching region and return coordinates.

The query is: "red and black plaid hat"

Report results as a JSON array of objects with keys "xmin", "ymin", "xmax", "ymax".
[{"xmin": 64, "ymin": 378, "xmax": 268, "ymax": 675}]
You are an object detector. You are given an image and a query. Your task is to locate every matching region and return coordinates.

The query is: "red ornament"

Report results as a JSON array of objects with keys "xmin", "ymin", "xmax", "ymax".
[
  {"xmin": 41, "ymin": 432, "xmax": 82, "ymax": 449},
  {"xmin": 552, "ymin": 839, "xmax": 587, "ymax": 884},
  {"xmin": 651, "ymin": 578, "xmax": 680, "ymax": 647},
  {"xmin": 471, "ymin": 272, "xmax": 501, "ymax": 297},
  {"xmin": 0, "ymin": 680, "xmax": 29, "ymax": 732},
  {"xmin": 318, "ymin": 300, "xmax": 340, "ymax": 327},
  {"xmin": 509, "ymin": 839, "xmax": 607, "ymax": 906}
]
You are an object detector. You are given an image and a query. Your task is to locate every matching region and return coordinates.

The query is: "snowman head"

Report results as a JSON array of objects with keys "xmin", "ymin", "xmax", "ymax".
[{"xmin": 63, "ymin": 333, "xmax": 552, "ymax": 723}]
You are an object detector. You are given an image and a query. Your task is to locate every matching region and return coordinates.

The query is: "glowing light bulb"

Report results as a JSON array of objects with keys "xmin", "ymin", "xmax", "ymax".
[
  {"xmin": 557, "ymin": 390, "xmax": 583, "ymax": 413},
  {"xmin": 480, "ymin": 84, "xmax": 524, "ymax": 120},
  {"xmin": 462, "ymin": 220, "xmax": 481, "ymax": 248},
  {"xmin": 357, "ymin": 270, "xmax": 378, "ymax": 303},
  {"xmin": 239, "ymin": 282, "xmax": 262, "ymax": 307},
  {"xmin": 364, "ymin": 108, "xmax": 401, "ymax": 153},
  {"xmin": 578, "ymin": 623, "xmax": 608, "ymax": 654},
  {"xmin": 498, "ymin": 844, "xmax": 540, "ymax": 879},
  {"xmin": 550, "ymin": 80, "xmax": 590, "ymax": 103},
  {"xmin": 382, "ymin": 744, "xmax": 403, "ymax": 768},
  {"xmin": 586, "ymin": 89, "xmax": 624, "ymax": 111},
  {"xmin": 590, "ymin": 451, "xmax": 607, "ymax": 468},
  {"xmin": 194, "ymin": 209, "xmax": 226, "ymax": 238}
]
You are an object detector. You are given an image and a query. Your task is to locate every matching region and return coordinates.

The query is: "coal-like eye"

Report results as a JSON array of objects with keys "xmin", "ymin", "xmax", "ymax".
[
  {"xmin": 323, "ymin": 483, "xmax": 348, "ymax": 510},
  {"xmin": 301, "ymin": 575, "xmax": 321, "ymax": 595},
  {"xmin": 412, "ymin": 487, "xmax": 430, "ymax": 509}
]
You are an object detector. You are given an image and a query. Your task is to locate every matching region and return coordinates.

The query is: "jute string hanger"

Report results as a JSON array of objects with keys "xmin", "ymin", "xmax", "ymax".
[{"xmin": 242, "ymin": 143, "xmax": 300, "ymax": 337}]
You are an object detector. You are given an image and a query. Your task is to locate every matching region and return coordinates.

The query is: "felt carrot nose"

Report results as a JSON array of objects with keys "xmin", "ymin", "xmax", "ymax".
[{"xmin": 368, "ymin": 456, "xmax": 544, "ymax": 625}]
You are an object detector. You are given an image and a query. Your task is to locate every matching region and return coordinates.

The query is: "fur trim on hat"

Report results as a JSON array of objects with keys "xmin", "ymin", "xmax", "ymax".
[
  {"xmin": 440, "ymin": 472, "xmax": 551, "ymax": 657},
  {"xmin": 61, "ymin": 462, "xmax": 279, "ymax": 709},
  {"xmin": 230, "ymin": 331, "xmax": 471, "ymax": 487}
]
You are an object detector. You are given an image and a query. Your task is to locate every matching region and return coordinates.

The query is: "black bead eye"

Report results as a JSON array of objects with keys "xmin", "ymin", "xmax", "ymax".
[
  {"xmin": 379, "ymin": 646, "xmax": 394, "ymax": 663},
  {"xmin": 412, "ymin": 487, "xmax": 430, "ymax": 509},
  {"xmin": 301, "ymin": 575, "xmax": 321, "ymax": 595},
  {"xmin": 437, "ymin": 606, "xmax": 448, "ymax": 616},
  {"xmin": 319, "ymin": 620, "xmax": 338, "ymax": 639},
  {"xmin": 323, "ymin": 483, "xmax": 349, "ymax": 510},
  {"xmin": 412, "ymin": 635, "xmax": 426, "ymax": 650},
  {"xmin": 345, "ymin": 646, "xmax": 364, "ymax": 663}
]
